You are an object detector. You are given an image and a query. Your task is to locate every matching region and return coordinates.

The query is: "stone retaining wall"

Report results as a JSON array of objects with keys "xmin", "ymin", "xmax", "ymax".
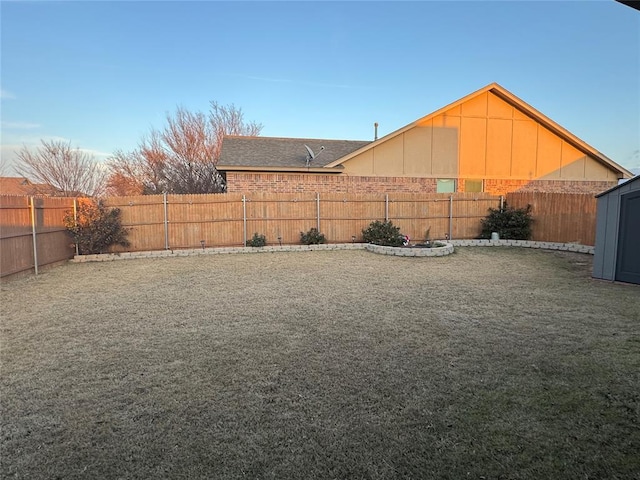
[
  {"xmin": 70, "ymin": 243, "xmax": 366, "ymax": 262},
  {"xmin": 365, "ymin": 243, "xmax": 454, "ymax": 257},
  {"xmin": 70, "ymin": 240, "xmax": 593, "ymax": 263},
  {"xmin": 449, "ymin": 239, "xmax": 594, "ymax": 254}
]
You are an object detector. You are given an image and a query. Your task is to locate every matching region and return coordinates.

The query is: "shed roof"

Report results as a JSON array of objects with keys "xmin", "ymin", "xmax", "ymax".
[
  {"xmin": 595, "ymin": 175, "xmax": 640, "ymax": 198},
  {"xmin": 218, "ymin": 136, "xmax": 370, "ymax": 173}
]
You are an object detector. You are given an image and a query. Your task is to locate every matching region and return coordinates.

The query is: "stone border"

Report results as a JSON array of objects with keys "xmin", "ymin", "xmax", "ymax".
[
  {"xmin": 365, "ymin": 243, "xmax": 454, "ymax": 257},
  {"xmin": 70, "ymin": 240, "xmax": 593, "ymax": 263},
  {"xmin": 449, "ymin": 239, "xmax": 594, "ymax": 255},
  {"xmin": 70, "ymin": 243, "xmax": 367, "ymax": 263}
]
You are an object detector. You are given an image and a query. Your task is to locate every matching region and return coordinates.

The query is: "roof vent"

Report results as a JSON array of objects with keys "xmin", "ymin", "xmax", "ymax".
[{"xmin": 304, "ymin": 144, "xmax": 325, "ymax": 167}]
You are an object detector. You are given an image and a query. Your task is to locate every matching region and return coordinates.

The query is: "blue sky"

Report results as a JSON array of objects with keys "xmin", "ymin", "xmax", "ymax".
[{"xmin": 1, "ymin": 1, "xmax": 639, "ymax": 173}]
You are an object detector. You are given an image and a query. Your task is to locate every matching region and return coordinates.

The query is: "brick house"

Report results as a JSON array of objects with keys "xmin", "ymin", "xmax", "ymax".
[
  {"xmin": 0, "ymin": 177, "xmax": 61, "ymax": 196},
  {"xmin": 218, "ymin": 83, "xmax": 633, "ymax": 195}
]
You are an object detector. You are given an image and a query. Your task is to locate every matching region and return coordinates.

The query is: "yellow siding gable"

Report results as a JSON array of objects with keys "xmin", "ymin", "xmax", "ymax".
[
  {"xmin": 340, "ymin": 89, "xmax": 615, "ymax": 182},
  {"xmin": 403, "ymin": 127, "xmax": 432, "ymax": 176}
]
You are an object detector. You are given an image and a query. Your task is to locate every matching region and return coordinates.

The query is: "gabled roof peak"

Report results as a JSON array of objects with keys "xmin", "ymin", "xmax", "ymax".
[{"xmin": 324, "ymin": 83, "xmax": 633, "ymax": 178}]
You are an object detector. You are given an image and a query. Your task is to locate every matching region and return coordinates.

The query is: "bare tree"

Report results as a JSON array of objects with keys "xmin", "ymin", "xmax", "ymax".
[
  {"xmin": 0, "ymin": 156, "xmax": 11, "ymax": 176},
  {"xmin": 105, "ymin": 166, "xmax": 145, "ymax": 197},
  {"xmin": 106, "ymin": 103, "xmax": 262, "ymax": 195},
  {"xmin": 106, "ymin": 146, "xmax": 164, "ymax": 196},
  {"xmin": 14, "ymin": 140, "xmax": 107, "ymax": 196},
  {"xmin": 209, "ymin": 101, "xmax": 263, "ymax": 160}
]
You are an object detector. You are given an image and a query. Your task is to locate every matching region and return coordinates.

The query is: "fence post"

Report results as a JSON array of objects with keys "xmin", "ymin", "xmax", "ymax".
[
  {"xmin": 449, "ymin": 195, "xmax": 453, "ymax": 240},
  {"xmin": 385, "ymin": 194, "xmax": 389, "ymax": 222},
  {"xmin": 316, "ymin": 193, "xmax": 320, "ymax": 231},
  {"xmin": 242, "ymin": 195, "xmax": 247, "ymax": 247},
  {"xmin": 500, "ymin": 195, "xmax": 504, "ymax": 210},
  {"xmin": 30, "ymin": 196, "xmax": 39, "ymax": 275},
  {"xmin": 73, "ymin": 198, "xmax": 79, "ymax": 256},
  {"xmin": 163, "ymin": 192, "xmax": 169, "ymax": 250}
]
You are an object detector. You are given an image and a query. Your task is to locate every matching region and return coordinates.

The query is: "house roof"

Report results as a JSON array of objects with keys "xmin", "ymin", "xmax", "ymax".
[
  {"xmin": 324, "ymin": 83, "xmax": 634, "ymax": 178},
  {"xmin": 0, "ymin": 177, "xmax": 60, "ymax": 196},
  {"xmin": 595, "ymin": 175, "xmax": 640, "ymax": 198},
  {"xmin": 217, "ymin": 136, "xmax": 370, "ymax": 173}
]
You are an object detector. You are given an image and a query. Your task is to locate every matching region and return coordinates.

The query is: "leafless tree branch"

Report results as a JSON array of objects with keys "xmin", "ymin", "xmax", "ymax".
[
  {"xmin": 14, "ymin": 140, "xmax": 107, "ymax": 197},
  {"xmin": 106, "ymin": 103, "xmax": 262, "ymax": 195}
]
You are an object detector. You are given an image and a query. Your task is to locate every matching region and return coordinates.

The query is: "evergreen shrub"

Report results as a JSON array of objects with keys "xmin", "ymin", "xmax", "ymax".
[
  {"xmin": 480, "ymin": 202, "xmax": 533, "ymax": 240},
  {"xmin": 246, "ymin": 233, "xmax": 267, "ymax": 247},
  {"xmin": 63, "ymin": 199, "xmax": 130, "ymax": 254},
  {"xmin": 300, "ymin": 227, "xmax": 327, "ymax": 245},
  {"xmin": 362, "ymin": 220, "xmax": 405, "ymax": 247}
]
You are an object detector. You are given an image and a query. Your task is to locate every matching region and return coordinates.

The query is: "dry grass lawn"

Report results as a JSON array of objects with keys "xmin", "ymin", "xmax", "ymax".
[{"xmin": 1, "ymin": 247, "xmax": 639, "ymax": 479}]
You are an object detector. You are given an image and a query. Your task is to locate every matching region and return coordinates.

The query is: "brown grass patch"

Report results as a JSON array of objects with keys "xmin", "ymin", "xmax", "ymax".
[{"xmin": 1, "ymin": 248, "xmax": 639, "ymax": 479}]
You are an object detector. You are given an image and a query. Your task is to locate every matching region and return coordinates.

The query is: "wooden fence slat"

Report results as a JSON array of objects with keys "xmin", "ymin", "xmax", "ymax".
[
  {"xmin": 506, "ymin": 192, "xmax": 597, "ymax": 245},
  {"xmin": 0, "ymin": 196, "xmax": 76, "ymax": 278},
  {"xmin": 1, "ymin": 191, "xmax": 601, "ymax": 278}
]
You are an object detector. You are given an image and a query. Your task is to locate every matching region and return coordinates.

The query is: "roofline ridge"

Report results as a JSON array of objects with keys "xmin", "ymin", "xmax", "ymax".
[{"xmin": 222, "ymin": 135, "xmax": 370, "ymax": 143}]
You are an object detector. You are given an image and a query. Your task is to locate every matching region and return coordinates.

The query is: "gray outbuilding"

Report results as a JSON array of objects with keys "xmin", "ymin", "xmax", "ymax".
[{"xmin": 593, "ymin": 176, "xmax": 640, "ymax": 284}]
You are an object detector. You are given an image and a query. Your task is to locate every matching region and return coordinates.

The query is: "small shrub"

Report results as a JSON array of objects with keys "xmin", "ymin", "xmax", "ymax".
[
  {"xmin": 362, "ymin": 220, "xmax": 405, "ymax": 247},
  {"xmin": 480, "ymin": 202, "xmax": 533, "ymax": 240},
  {"xmin": 300, "ymin": 227, "xmax": 327, "ymax": 245},
  {"xmin": 246, "ymin": 233, "xmax": 267, "ymax": 247},
  {"xmin": 63, "ymin": 199, "xmax": 130, "ymax": 255}
]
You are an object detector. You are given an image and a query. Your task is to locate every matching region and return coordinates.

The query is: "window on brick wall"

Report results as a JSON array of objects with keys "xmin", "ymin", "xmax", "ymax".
[
  {"xmin": 465, "ymin": 179, "xmax": 483, "ymax": 193},
  {"xmin": 436, "ymin": 179, "xmax": 456, "ymax": 193}
]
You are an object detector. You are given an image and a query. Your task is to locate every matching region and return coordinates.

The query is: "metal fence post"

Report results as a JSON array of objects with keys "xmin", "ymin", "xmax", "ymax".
[
  {"xmin": 73, "ymin": 198, "xmax": 79, "ymax": 256},
  {"xmin": 30, "ymin": 196, "xmax": 38, "ymax": 275},
  {"xmin": 242, "ymin": 195, "xmax": 247, "ymax": 247},
  {"xmin": 163, "ymin": 192, "xmax": 169, "ymax": 250},
  {"xmin": 316, "ymin": 193, "xmax": 320, "ymax": 231},
  {"xmin": 449, "ymin": 195, "xmax": 453, "ymax": 240},
  {"xmin": 385, "ymin": 194, "xmax": 389, "ymax": 222}
]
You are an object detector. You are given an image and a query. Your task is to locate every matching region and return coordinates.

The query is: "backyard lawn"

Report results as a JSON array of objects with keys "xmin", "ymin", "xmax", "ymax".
[{"xmin": 1, "ymin": 247, "xmax": 639, "ymax": 479}]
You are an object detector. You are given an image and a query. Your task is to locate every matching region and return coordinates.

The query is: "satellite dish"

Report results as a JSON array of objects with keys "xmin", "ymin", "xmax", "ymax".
[
  {"xmin": 304, "ymin": 144, "xmax": 325, "ymax": 166},
  {"xmin": 304, "ymin": 144, "xmax": 315, "ymax": 161}
]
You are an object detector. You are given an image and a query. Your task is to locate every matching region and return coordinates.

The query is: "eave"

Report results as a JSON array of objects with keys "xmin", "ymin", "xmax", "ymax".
[
  {"xmin": 217, "ymin": 165, "xmax": 344, "ymax": 174},
  {"xmin": 595, "ymin": 174, "xmax": 640, "ymax": 198}
]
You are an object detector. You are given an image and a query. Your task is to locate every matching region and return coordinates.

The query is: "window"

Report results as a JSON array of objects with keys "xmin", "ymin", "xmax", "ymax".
[
  {"xmin": 465, "ymin": 179, "xmax": 483, "ymax": 193},
  {"xmin": 436, "ymin": 179, "xmax": 456, "ymax": 193}
]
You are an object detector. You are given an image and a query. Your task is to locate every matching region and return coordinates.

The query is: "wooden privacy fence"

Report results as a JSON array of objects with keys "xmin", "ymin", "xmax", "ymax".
[
  {"xmin": 0, "ymin": 196, "xmax": 76, "ymax": 278},
  {"xmin": 506, "ymin": 192, "xmax": 597, "ymax": 245},
  {"xmin": 0, "ymin": 191, "xmax": 599, "ymax": 278},
  {"xmin": 102, "ymin": 192, "xmax": 500, "ymax": 251}
]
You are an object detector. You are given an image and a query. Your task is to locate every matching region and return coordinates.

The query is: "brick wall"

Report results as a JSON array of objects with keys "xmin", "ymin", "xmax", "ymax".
[
  {"xmin": 226, "ymin": 172, "xmax": 617, "ymax": 195},
  {"xmin": 482, "ymin": 179, "xmax": 616, "ymax": 196},
  {"xmin": 225, "ymin": 173, "xmax": 438, "ymax": 194}
]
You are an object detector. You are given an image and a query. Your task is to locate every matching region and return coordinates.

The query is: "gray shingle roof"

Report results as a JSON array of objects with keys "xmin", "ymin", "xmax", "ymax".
[{"xmin": 218, "ymin": 136, "xmax": 370, "ymax": 169}]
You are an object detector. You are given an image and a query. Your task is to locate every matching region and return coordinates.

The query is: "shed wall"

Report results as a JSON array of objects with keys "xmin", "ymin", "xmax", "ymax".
[
  {"xmin": 593, "ymin": 177, "xmax": 640, "ymax": 281},
  {"xmin": 594, "ymin": 194, "xmax": 620, "ymax": 280}
]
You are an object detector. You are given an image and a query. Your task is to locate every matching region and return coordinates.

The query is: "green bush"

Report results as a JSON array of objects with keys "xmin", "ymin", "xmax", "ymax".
[
  {"xmin": 300, "ymin": 227, "xmax": 326, "ymax": 245},
  {"xmin": 246, "ymin": 233, "xmax": 267, "ymax": 247},
  {"xmin": 63, "ymin": 199, "xmax": 130, "ymax": 254},
  {"xmin": 362, "ymin": 220, "xmax": 405, "ymax": 247},
  {"xmin": 480, "ymin": 202, "xmax": 533, "ymax": 240}
]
